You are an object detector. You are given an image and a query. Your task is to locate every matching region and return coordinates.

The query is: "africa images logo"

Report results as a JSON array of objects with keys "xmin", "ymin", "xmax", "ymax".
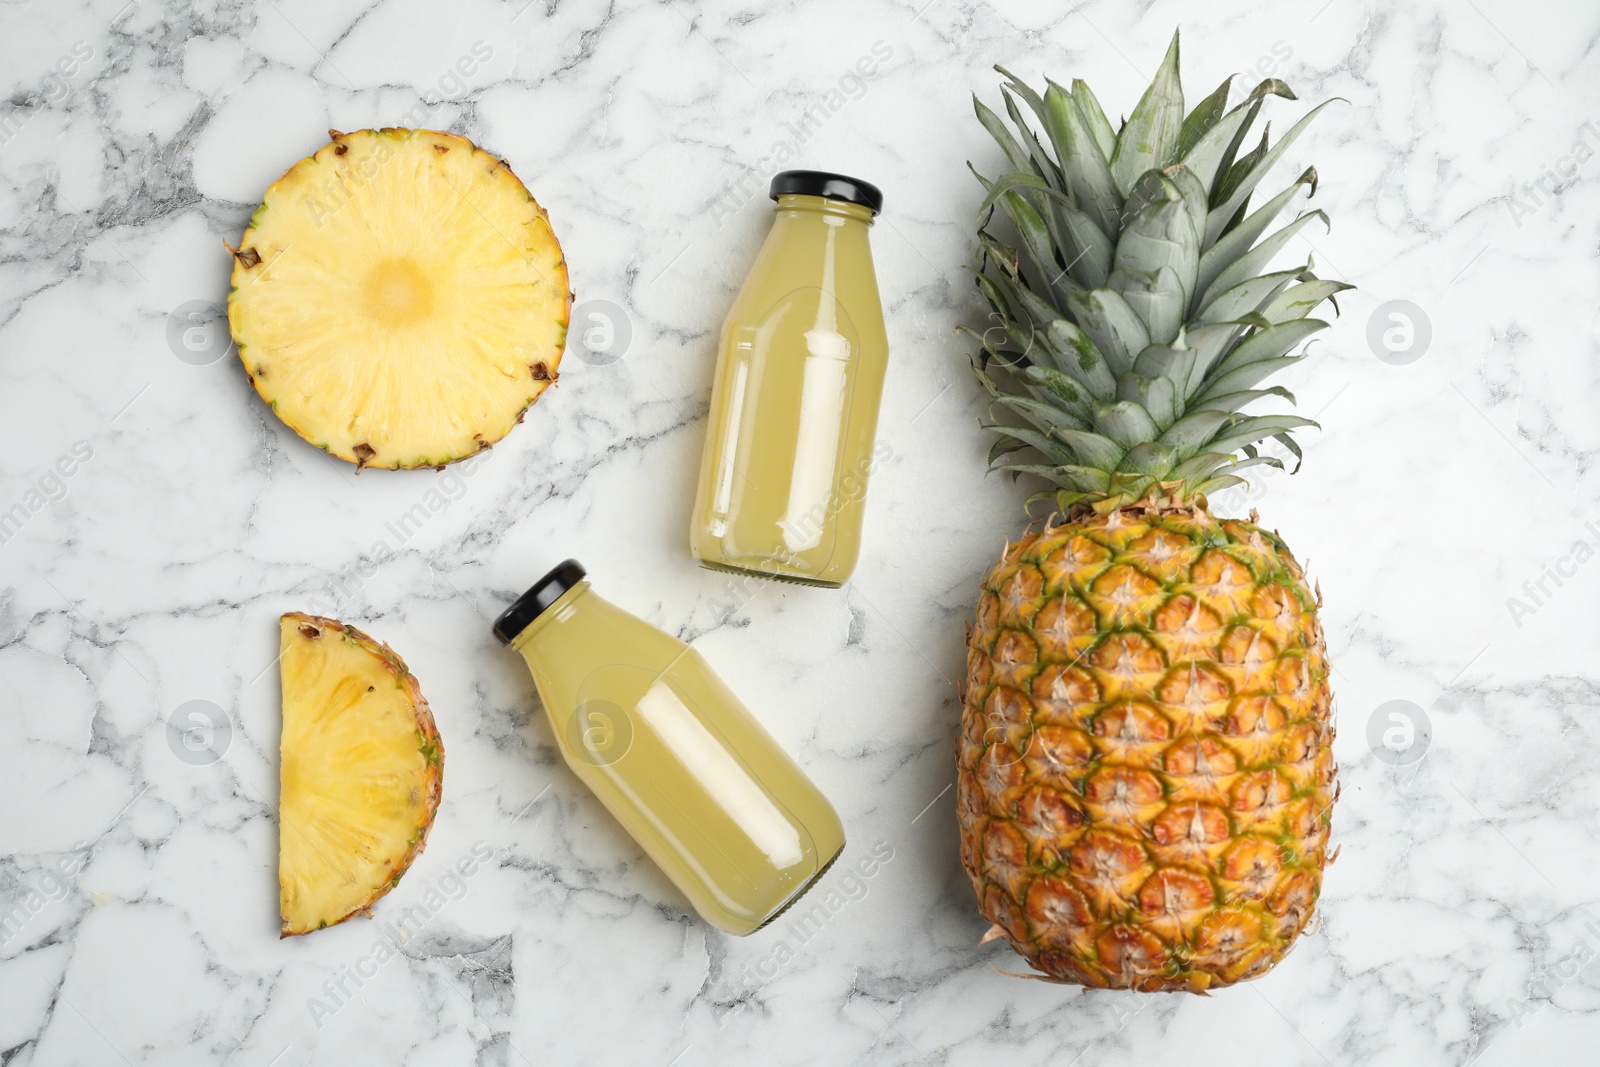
[
  {"xmin": 738, "ymin": 840, "xmax": 894, "ymax": 987},
  {"xmin": 305, "ymin": 841, "xmax": 495, "ymax": 1028},
  {"xmin": 1504, "ymin": 518, "xmax": 1600, "ymax": 628}
]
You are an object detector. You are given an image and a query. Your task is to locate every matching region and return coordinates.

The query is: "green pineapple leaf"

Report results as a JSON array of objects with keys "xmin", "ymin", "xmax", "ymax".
[
  {"xmin": 999, "ymin": 191, "xmax": 1074, "ymax": 310},
  {"xmin": 1191, "ymin": 385, "xmax": 1297, "ymax": 414},
  {"xmin": 987, "ymin": 434, "xmax": 1030, "ymax": 468},
  {"xmin": 1002, "ymin": 88, "xmax": 1065, "ymax": 190},
  {"xmin": 974, "ymin": 96, "xmax": 1037, "ymax": 178},
  {"xmin": 1203, "ymin": 413, "xmax": 1318, "ymax": 455},
  {"xmin": 1196, "ymin": 266, "xmax": 1309, "ymax": 325},
  {"xmin": 1115, "ymin": 372, "xmax": 1181, "ymax": 429},
  {"xmin": 1201, "ymin": 318, "xmax": 1329, "ymax": 388},
  {"xmin": 1070, "ymin": 78, "xmax": 1119, "ymax": 160},
  {"xmin": 1177, "ymin": 75, "xmax": 1233, "ymax": 158},
  {"xmin": 1162, "ymin": 163, "xmax": 1210, "ymax": 243},
  {"xmin": 994, "ymin": 65, "xmax": 1049, "ymax": 128},
  {"xmin": 981, "ymin": 422, "xmax": 1079, "ymax": 465},
  {"xmin": 1195, "ymin": 209, "xmax": 1329, "ymax": 312},
  {"xmin": 1118, "ymin": 441, "xmax": 1181, "ymax": 477},
  {"xmin": 1024, "ymin": 363, "xmax": 1097, "ymax": 416},
  {"xmin": 1044, "ymin": 320, "xmax": 1118, "ymax": 399},
  {"xmin": 993, "ymin": 394, "xmax": 1091, "ymax": 434},
  {"xmin": 1042, "ymin": 82, "xmax": 1124, "ymax": 236},
  {"xmin": 1184, "ymin": 78, "xmax": 1294, "ymax": 203},
  {"xmin": 1093, "ymin": 399, "xmax": 1163, "ymax": 448},
  {"xmin": 1203, "ymin": 100, "xmax": 1340, "ymax": 246},
  {"xmin": 1110, "ymin": 266, "xmax": 1187, "ymax": 346},
  {"xmin": 1194, "ymin": 354, "xmax": 1306, "ymax": 402},
  {"xmin": 1109, "ymin": 30, "xmax": 1184, "ymax": 196},
  {"xmin": 1158, "ymin": 409, "xmax": 1235, "ymax": 459},
  {"xmin": 1067, "ymin": 289, "xmax": 1150, "ymax": 375},
  {"xmin": 1049, "ymin": 199, "xmax": 1115, "ymax": 289},
  {"xmin": 1212, "ymin": 124, "xmax": 1271, "ymax": 224},
  {"xmin": 1055, "ymin": 429, "xmax": 1127, "ymax": 470},
  {"xmin": 969, "ymin": 36, "xmax": 1347, "ymax": 510},
  {"xmin": 1262, "ymin": 278, "xmax": 1353, "ymax": 322}
]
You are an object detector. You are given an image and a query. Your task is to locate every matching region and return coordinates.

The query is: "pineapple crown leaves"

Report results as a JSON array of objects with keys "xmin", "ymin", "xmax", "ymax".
[{"xmin": 963, "ymin": 30, "xmax": 1352, "ymax": 515}]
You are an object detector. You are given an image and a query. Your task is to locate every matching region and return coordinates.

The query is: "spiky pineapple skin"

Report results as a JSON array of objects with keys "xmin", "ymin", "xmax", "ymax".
[{"xmin": 957, "ymin": 504, "xmax": 1334, "ymax": 992}]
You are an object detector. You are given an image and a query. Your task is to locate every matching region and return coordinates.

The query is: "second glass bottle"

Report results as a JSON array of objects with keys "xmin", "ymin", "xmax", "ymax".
[
  {"xmin": 494, "ymin": 560, "xmax": 846, "ymax": 935},
  {"xmin": 689, "ymin": 170, "xmax": 890, "ymax": 587}
]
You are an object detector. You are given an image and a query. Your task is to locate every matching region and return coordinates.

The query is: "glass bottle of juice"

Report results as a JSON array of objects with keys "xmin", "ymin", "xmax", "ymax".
[
  {"xmin": 494, "ymin": 559, "xmax": 846, "ymax": 935},
  {"xmin": 689, "ymin": 170, "xmax": 889, "ymax": 587}
]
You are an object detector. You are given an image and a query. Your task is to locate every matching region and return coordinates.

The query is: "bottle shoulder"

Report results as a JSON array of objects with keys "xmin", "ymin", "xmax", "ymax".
[
  {"xmin": 725, "ymin": 232, "xmax": 883, "ymax": 334},
  {"xmin": 516, "ymin": 590, "xmax": 687, "ymax": 679}
]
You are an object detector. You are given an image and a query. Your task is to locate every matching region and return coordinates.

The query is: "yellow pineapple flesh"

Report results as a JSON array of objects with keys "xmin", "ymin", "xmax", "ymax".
[
  {"xmin": 229, "ymin": 128, "xmax": 571, "ymax": 470},
  {"xmin": 278, "ymin": 613, "xmax": 443, "ymax": 936},
  {"xmin": 958, "ymin": 502, "xmax": 1334, "ymax": 991}
]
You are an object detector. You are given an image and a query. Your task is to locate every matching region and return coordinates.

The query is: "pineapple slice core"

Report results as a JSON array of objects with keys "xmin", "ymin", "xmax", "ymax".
[
  {"xmin": 278, "ymin": 614, "xmax": 443, "ymax": 936},
  {"xmin": 362, "ymin": 258, "xmax": 435, "ymax": 325}
]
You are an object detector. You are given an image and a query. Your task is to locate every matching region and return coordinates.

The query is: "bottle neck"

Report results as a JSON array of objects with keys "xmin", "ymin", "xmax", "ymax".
[
  {"xmin": 509, "ymin": 579, "xmax": 592, "ymax": 653},
  {"xmin": 510, "ymin": 581, "xmax": 604, "ymax": 706},
  {"xmin": 773, "ymin": 193, "xmax": 876, "ymax": 228}
]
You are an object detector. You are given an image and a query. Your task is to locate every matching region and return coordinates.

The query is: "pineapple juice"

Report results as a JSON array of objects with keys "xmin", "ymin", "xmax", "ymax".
[
  {"xmin": 498, "ymin": 562, "xmax": 845, "ymax": 935},
  {"xmin": 690, "ymin": 177, "xmax": 889, "ymax": 587}
]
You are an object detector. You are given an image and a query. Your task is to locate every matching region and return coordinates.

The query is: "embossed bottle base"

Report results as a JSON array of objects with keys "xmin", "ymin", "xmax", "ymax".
[
  {"xmin": 694, "ymin": 554, "xmax": 844, "ymax": 590},
  {"xmin": 754, "ymin": 839, "xmax": 847, "ymax": 932}
]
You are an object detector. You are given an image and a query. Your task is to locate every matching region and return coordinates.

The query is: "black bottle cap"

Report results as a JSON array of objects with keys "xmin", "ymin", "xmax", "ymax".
[
  {"xmin": 769, "ymin": 170, "xmax": 883, "ymax": 215},
  {"xmin": 492, "ymin": 559, "xmax": 586, "ymax": 645}
]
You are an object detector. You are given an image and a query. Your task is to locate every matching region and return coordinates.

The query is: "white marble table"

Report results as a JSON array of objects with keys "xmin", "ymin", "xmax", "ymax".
[{"xmin": 3, "ymin": 0, "xmax": 1599, "ymax": 1063}]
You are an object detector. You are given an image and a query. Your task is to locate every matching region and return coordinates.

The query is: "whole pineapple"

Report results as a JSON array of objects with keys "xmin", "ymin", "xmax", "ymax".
[{"xmin": 958, "ymin": 32, "xmax": 1341, "ymax": 992}]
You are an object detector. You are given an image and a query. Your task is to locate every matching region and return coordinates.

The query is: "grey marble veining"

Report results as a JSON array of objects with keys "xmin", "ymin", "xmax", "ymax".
[{"xmin": 2, "ymin": 0, "xmax": 1599, "ymax": 1064}]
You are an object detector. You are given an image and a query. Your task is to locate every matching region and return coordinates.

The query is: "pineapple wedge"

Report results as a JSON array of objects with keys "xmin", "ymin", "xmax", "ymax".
[{"xmin": 278, "ymin": 613, "xmax": 443, "ymax": 936}]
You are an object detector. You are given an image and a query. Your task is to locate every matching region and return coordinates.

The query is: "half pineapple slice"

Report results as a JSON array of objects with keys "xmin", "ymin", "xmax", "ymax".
[
  {"xmin": 278, "ymin": 613, "xmax": 443, "ymax": 936},
  {"xmin": 229, "ymin": 128, "xmax": 572, "ymax": 470}
]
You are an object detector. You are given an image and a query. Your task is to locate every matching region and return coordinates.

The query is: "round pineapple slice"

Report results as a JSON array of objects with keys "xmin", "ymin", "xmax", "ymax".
[
  {"xmin": 229, "ymin": 128, "xmax": 572, "ymax": 470},
  {"xmin": 278, "ymin": 613, "xmax": 444, "ymax": 936}
]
